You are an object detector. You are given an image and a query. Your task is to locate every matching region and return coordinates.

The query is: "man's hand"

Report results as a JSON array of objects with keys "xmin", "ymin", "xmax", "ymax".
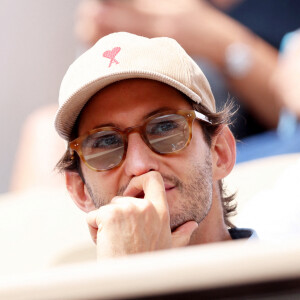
[{"xmin": 86, "ymin": 171, "xmax": 198, "ymax": 259}]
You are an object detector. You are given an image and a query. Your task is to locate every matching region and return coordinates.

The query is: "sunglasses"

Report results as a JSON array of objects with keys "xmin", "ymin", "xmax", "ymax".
[{"xmin": 69, "ymin": 110, "xmax": 211, "ymax": 172}]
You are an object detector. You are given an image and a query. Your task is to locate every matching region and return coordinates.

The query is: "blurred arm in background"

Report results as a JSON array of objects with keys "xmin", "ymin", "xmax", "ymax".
[
  {"xmin": 10, "ymin": 104, "xmax": 65, "ymax": 192},
  {"xmin": 75, "ymin": 0, "xmax": 281, "ymax": 133}
]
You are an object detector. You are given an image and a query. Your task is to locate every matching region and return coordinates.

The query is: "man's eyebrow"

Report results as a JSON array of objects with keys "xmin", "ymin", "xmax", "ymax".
[
  {"xmin": 143, "ymin": 107, "xmax": 173, "ymax": 119},
  {"xmin": 92, "ymin": 122, "xmax": 116, "ymax": 130},
  {"xmin": 92, "ymin": 107, "xmax": 173, "ymax": 130}
]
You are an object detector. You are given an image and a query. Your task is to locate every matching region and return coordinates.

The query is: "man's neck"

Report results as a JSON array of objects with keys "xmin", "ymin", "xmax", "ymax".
[{"xmin": 188, "ymin": 191, "xmax": 232, "ymax": 245}]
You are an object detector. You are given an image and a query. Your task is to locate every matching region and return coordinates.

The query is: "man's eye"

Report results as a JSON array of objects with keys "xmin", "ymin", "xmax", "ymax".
[
  {"xmin": 92, "ymin": 134, "xmax": 122, "ymax": 148},
  {"xmin": 149, "ymin": 121, "xmax": 178, "ymax": 135}
]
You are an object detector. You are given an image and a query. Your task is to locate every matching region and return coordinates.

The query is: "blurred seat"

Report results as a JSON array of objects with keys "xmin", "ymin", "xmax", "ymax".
[
  {"xmin": 227, "ymin": 152, "xmax": 300, "ymax": 239},
  {"xmin": 0, "ymin": 187, "xmax": 96, "ymax": 276}
]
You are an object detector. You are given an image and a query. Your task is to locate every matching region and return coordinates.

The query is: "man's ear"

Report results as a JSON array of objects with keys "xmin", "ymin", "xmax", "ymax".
[
  {"xmin": 65, "ymin": 171, "xmax": 96, "ymax": 212},
  {"xmin": 211, "ymin": 125, "xmax": 236, "ymax": 180}
]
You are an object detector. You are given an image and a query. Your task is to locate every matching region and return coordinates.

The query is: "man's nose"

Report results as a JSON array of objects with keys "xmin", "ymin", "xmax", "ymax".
[{"xmin": 123, "ymin": 132, "xmax": 159, "ymax": 177}]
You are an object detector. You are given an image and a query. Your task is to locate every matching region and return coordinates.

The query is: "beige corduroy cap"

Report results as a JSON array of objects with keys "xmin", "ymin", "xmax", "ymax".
[{"xmin": 55, "ymin": 32, "xmax": 216, "ymax": 141}]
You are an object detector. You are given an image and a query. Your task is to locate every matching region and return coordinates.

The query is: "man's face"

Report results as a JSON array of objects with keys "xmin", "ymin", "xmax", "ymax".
[{"xmin": 77, "ymin": 79, "xmax": 214, "ymax": 231}]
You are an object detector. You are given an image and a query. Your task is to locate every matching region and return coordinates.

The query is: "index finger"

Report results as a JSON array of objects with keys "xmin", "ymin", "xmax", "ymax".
[{"xmin": 123, "ymin": 171, "xmax": 168, "ymax": 214}]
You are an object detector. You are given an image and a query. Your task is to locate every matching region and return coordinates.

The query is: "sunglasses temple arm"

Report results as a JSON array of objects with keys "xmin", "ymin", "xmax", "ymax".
[{"xmin": 195, "ymin": 111, "xmax": 212, "ymax": 124}]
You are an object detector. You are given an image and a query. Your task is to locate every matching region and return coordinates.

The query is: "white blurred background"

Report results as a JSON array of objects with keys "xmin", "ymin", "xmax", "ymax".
[{"xmin": 0, "ymin": 0, "xmax": 80, "ymax": 193}]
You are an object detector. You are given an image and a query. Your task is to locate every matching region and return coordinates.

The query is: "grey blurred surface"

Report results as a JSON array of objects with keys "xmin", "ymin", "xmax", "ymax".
[{"xmin": 0, "ymin": 0, "xmax": 80, "ymax": 193}]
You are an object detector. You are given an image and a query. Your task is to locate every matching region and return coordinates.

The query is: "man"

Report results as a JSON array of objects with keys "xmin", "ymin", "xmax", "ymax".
[{"xmin": 55, "ymin": 32, "xmax": 255, "ymax": 259}]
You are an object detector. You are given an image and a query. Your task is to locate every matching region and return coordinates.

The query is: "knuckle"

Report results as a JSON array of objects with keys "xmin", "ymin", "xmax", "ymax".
[
  {"xmin": 97, "ymin": 205, "xmax": 121, "ymax": 224},
  {"xmin": 122, "ymin": 202, "xmax": 137, "ymax": 215},
  {"xmin": 110, "ymin": 196, "xmax": 122, "ymax": 204},
  {"xmin": 140, "ymin": 200, "xmax": 156, "ymax": 218}
]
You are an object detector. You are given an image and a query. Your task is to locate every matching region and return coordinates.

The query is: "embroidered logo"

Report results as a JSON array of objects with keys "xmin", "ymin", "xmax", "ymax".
[{"xmin": 103, "ymin": 47, "xmax": 121, "ymax": 67}]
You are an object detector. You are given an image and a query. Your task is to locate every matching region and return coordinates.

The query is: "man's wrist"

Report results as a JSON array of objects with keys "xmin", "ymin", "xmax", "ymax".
[{"xmin": 224, "ymin": 42, "xmax": 253, "ymax": 78}]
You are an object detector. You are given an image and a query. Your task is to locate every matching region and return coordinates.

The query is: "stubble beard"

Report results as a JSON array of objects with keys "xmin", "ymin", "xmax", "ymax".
[
  {"xmin": 168, "ymin": 154, "xmax": 213, "ymax": 231},
  {"xmin": 85, "ymin": 154, "xmax": 213, "ymax": 232}
]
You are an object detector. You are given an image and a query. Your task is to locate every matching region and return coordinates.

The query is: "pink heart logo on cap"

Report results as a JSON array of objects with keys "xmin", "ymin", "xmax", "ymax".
[{"xmin": 103, "ymin": 47, "xmax": 121, "ymax": 67}]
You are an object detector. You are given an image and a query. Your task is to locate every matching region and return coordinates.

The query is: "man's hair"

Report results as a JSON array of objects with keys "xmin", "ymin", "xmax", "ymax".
[
  {"xmin": 56, "ymin": 94, "xmax": 237, "ymax": 228},
  {"xmin": 189, "ymin": 97, "xmax": 237, "ymax": 228}
]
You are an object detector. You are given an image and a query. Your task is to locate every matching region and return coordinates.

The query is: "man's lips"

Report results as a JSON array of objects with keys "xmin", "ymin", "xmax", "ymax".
[
  {"xmin": 165, "ymin": 184, "xmax": 175, "ymax": 191},
  {"xmin": 165, "ymin": 187, "xmax": 175, "ymax": 193}
]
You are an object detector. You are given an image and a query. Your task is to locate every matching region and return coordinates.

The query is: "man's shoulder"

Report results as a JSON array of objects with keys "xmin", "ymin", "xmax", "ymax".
[{"xmin": 229, "ymin": 227, "xmax": 258, "ymax": 240}]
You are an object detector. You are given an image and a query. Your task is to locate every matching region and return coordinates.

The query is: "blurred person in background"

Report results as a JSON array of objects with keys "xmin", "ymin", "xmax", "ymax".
[
  {"xmin": 234, "ymin": 31, "xmax": 300, "ymax": 236},
  {"xmin": 237, "ymin": 29, "xmax": 300, "ymax": 162},
  {"xmin": 55, "ymin": 32, "xmax": 257, "ymax": 259},
  {"xmin": 10, "ymin": 104, "xmax": 66, "ymax": 191},
  {"xmin": 75, "ymin": 0, "xmax": 300, "ymax": 141},
  {"xmin": 271, "ymin": 30, "xmax": 300, "ymax": 120}
]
